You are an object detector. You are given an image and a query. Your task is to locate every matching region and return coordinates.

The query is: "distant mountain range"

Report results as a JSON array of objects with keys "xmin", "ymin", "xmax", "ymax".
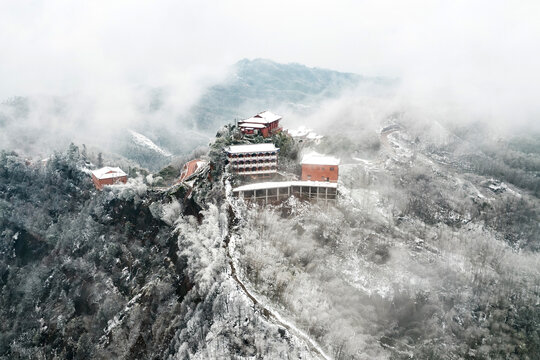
[
  {"xmin": 143, "ymin": 59, "xmax": 395, "ymax": 166},
  {"xmin": 0, "ymin": 59, "xmax": 395, "ymax": 170},
  {"xmin": 185, "ymin": 58, "xmax": 395, "ymax": 131}
]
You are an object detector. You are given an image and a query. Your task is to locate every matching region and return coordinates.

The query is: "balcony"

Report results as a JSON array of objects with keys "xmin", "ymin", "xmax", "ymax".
[
  {"xmin": 231, "ymin": 161, "xmax": 278, "ymax": 168},
  {"xmin": 229, "ymin": 154, "xmax": 278, "ymax": 162}
]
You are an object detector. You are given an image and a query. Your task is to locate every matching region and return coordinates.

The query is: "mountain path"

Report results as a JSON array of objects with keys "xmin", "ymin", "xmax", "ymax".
[{"xmin": 223, "ymin": 179, "xmax": 332, "ymax": 360}]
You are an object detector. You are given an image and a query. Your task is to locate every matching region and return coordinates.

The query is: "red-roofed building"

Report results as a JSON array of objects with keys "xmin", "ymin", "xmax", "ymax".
[
  {"xmin": 238, "ymin": 111, "xmax": 282, "ymax": 137},
  {"xmin": 91, "ymin": 167, "xmax": 128, "ymax": 190}
]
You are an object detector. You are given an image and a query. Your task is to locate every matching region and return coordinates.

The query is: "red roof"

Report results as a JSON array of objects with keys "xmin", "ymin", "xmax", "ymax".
[{"xmin": 179, "ymin": 159, "xmax": 204, "ymax": 181}]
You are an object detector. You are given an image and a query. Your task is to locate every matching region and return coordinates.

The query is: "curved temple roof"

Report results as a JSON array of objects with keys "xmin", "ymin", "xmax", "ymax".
[{"xmin": 240, "ymin": 110, "xmax": 282, "ymax": 125}]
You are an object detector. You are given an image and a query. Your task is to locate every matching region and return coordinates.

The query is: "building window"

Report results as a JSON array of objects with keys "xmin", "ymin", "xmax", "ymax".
[
  {"xmin": 330, "ymin": 167, "xmax": 334, "ymax": 171},
  {"xmin": 321, "ymin": 167, "xmax": 325, "ymax": 170},
  {"xmin": 307, "ymin": 175, "xmax": 311, "ymax": 180}
]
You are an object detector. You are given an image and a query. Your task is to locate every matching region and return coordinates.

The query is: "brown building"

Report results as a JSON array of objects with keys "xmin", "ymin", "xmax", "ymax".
[
  {"xmin": 91, "ymin": 167, "xmax": 128, "ymax": 190},
  {"xmin": 225, "ymin": 143, "xmax": 279, "ymax": 177},
  {"xmin": 301, "ymin": 153, "xmax": 340, "ymax": 182},
  {"xmin": 238, "ymin": 111, "xmax": 282, "ymax": 137}
]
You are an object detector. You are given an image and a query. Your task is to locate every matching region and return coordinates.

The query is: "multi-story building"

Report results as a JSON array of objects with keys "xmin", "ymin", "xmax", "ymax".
[{"xmin": 225, "ymin": 143, "xmax": 279, "ymax": 177}]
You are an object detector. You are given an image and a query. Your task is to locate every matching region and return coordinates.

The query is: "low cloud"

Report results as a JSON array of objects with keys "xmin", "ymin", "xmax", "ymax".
[{"xmin": 1, "ymin": 1, "xmax": 539, "ymax": 157}]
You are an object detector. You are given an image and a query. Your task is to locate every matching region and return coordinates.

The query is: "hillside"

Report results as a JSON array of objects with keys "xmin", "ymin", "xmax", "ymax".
[
  {"xmin": 0, "ymin": 147, "xmax": 317, "ymax": 359},
  {"xmin": 1, "ymin": 118, "xmax": 539, "ymax": 358}
]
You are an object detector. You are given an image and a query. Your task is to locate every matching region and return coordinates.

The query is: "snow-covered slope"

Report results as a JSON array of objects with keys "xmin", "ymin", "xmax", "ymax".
[{"xmin": 129, "ymin": 130, "xmax": 172, "ymax": 157}]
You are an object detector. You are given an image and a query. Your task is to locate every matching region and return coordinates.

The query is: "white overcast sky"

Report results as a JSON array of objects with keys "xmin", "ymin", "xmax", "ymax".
[{"xmin": 1, "ymin": 0, "xmax": 540, "ymax": 126}]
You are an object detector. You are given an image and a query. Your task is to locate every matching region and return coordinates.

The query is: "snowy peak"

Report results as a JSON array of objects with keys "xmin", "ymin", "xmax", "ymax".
[{"xmin": 128, "ymin": 130, "xmax": 172, "ymax": 157}]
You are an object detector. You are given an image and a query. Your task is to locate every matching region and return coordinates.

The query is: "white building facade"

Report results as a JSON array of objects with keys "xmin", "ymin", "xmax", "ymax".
[{"xmin": 225, "ymin": 143, "xmax": 279, "ymax": 177}]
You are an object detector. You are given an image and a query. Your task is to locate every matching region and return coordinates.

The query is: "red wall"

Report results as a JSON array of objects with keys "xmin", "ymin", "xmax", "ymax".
[
  {"xmin": 92, "ymin": 174, "xmax": 128, "ymax": 190},
  {"xmin": 301, "ymin": 164, "xmax": 338, "ymax": 182},
  {"xmin": 239, "ymin": 120, "xmax": 281, "ymax": 138}
]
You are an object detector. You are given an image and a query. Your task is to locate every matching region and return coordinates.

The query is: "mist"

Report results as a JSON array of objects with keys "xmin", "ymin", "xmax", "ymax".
[
  {"xmin": 1, "ymin": 1, "xmax": 540, "ymax": 157},
  {"xmin": 2, "ymin": 2, "xmax": 540, "ymax": 359}
]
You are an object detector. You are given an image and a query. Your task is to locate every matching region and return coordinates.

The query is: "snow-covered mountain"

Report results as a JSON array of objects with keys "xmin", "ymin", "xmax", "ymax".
[
  {"xmin": 1, "ymin": 58, "xmax": 539, "ymax": 359},
  {"xmin": 128, "ymin": 130, "xmax": 172, "ymax": 157},
  {"xmin": 1, "ymin": 115, "xmax": 538, "ymax": 358},
  {"xmin": 183, "ymin": 58, "xmax": 394, "ymax": 131}
]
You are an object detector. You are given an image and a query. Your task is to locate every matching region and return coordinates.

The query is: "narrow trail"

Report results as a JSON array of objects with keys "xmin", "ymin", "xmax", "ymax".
[
  {"xmin": 222, "ymin": 184, "xmax": 332, "ymax": 360},
  {"xmin": 217, "ymin": 130, "xmax": 396, "ymax": 358}
]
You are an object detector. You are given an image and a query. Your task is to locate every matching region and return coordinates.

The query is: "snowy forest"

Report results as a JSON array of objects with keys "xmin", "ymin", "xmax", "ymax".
[
  {"xmin": 1, "ymin": 104, "xmax": 539, "ymax": 359},
  {"xmin": 3, "ymin": 1, "xmax": 540, "ymax": 358}
]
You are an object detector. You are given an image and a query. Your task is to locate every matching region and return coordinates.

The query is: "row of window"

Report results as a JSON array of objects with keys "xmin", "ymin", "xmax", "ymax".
[
  {"xmin": 231, "ymin": 160, "xmax": 278, "ymax": 165},
  {"xmin": 235, "ymin": 166, "xmax": 277, "ymax": 173},
  {"xmin": 306, "ymin": 166, "xmax": 335, "ymax": 171}
]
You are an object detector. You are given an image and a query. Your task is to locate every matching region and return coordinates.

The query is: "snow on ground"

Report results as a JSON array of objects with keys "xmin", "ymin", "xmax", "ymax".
[
  {"xmin": 352, "ymin": 157, "xmax": 376, "ymax": 166},
  {"xmin": 129, "ymin": 130, "xmax": 172, "ymax": 157},
  {"xmin": 348, "ymin": 188, "xmax": 391, "ymax": 220},
  {"xmin": 107, "ymin": 176, "xmax": 148, "ymax": 197},
  {"xmin": 287, "ymin": 126, "xmax": 323, "ymax": 140},
  {"xmin": 229, "ymin": 235, "xmax": 332, "ymax": 360},
  {"xmin": 506, "ymin": 186, "xmax": 522, "ymax": 198},
  {"xmin": 385, "ymin": 131, "xmax": 414, "ymax": 160}
]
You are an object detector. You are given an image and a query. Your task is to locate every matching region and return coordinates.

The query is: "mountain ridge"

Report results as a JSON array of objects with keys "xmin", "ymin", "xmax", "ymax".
[{"xmin": 0, "ymin": 59, "xmax": 394, "ymax": 172}]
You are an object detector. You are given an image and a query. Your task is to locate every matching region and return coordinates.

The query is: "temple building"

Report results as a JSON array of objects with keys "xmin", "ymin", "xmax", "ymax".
[
  {"xmin": 225, "ymin": 143, "xmax": 279, "ymax": 177},
  {"xmin": 301, "ymin": 152, "xmax": 340, "ymax": 182},
  {"xmin": 238, "ymin": 111, "xmax": 282, "ymax": 137},
  {"xmin": 91, "ymin": 167, "xmax": 128, "ymax": 190}
]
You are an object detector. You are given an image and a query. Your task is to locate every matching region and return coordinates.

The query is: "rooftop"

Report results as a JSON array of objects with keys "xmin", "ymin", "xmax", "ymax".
[
  {"xmin": 301, "ymin": 152, "xmax": 340, "ymax": 166},
  {"xmin": 225, "ymin": 143, "xmax": 279, "ymax": 154},
  {"xmin": 180, "ymin": 159, "xmax": 207, "ymax": 181},
  {"xmin": 233, "ymin": 180, "xmax": 337, "ymax": 192},
  {"xmin": 238, "ymin": 122, "xmax": 267, "ymax": 129},
  {"xmin": 92, "ymin": 166, "xmax": 127, "ymax": 180},
  {"xmin": 240, "ymin": 110, "xmax": 282, "ymax": 124}
]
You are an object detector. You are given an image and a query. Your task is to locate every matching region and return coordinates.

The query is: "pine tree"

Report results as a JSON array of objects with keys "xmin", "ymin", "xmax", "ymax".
[{"xmin": 97, "ymin": 153, "xmax": 103, "ymax": 168}]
